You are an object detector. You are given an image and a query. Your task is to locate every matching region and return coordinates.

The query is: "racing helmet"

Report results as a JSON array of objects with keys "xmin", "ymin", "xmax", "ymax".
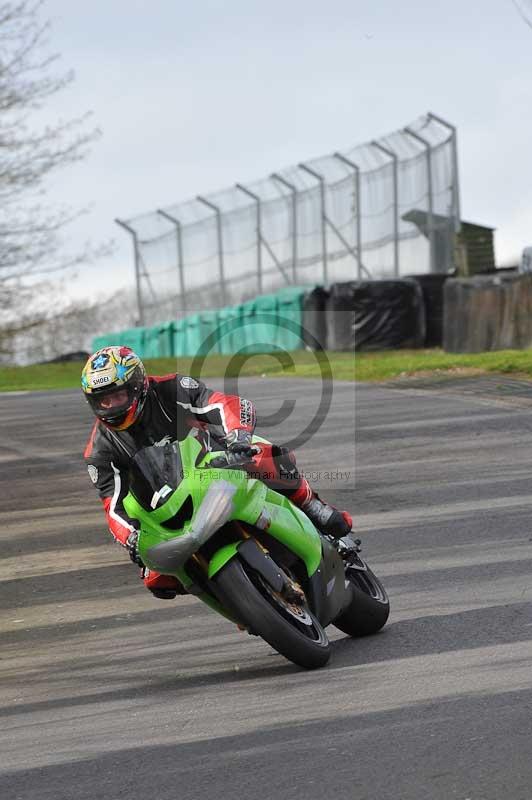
[{"xmin": 81, "ymin": 346, "xmax": 148, "ymax": 430}]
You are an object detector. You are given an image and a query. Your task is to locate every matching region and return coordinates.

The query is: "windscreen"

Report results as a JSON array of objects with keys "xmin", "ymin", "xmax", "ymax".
[{"xmin": 129, "ymin": 442, "xmax": 184, "ymax": 510}]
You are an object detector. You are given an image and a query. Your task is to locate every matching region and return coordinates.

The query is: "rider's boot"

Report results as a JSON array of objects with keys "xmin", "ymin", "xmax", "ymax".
[
  {"xmin": 289, "ymin": 478, "xmax": 353, "ymax": 539},
  {"xmin": 142, "ymin": 568, "xmax": 188, "ymax": 600},
  {"xmin": 251, "ymin": 444, "xmax": 353, "ymax": 539}
]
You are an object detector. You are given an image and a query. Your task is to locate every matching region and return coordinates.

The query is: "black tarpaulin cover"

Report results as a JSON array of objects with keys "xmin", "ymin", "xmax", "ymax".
[
  {"xmin": 326, "ymin": 280, "xmax": 425, "ymax": 351},
  {"xmin": 302, "ymin": 287, "xmax": 329, "ymax": 350},
  {"xmin": 406, "ymin": 274, "xmax": 449, "ymax": 347}
]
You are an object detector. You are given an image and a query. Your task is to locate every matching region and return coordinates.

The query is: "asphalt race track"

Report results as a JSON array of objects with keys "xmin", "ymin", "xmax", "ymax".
[{"xmin": 1, "ymin": 376, "xmax": 531, "ymax": 799}]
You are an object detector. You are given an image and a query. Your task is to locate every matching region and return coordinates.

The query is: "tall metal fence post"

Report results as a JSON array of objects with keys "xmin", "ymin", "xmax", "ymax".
[
  {"xmin": 196, "ymin": 196, "xmax": 227, "ymax": 305},
  {"xmin": 403, "ymin": 128, "xmax": 436, "ymax": 273},
  {"xmin": 271, "ymin": 172, "xmax": 298, "ymax": 283},
  {"xmin": 235, "ymin": 183, "xmax": 263, "ymax": 294},
  {"xmin": 115, "ymin": 218, "xmax": 144, "ymax": 326},
  {"xmin": 370, "ymin": 141, "xmax": 400, "ymax": 277},
  {"xmin": 428, "ymin": 112, "xmax": 461, "ymax": 233},
  {"xmin": 333, "ymin": 152, "xmax": 362, "ymax": 279},
  {"xmin": 298, "ymin": 162, "xmax": 328, "ymax": 284},
  {"xmin": 156, "ymin": 209, "xmax": 187, "ymax": 314}
]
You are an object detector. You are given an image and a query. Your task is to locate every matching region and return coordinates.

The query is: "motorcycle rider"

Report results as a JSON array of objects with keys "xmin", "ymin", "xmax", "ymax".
[{"xmin": 82, "ymin": 346, "xmax": 352, "ymax": 599}]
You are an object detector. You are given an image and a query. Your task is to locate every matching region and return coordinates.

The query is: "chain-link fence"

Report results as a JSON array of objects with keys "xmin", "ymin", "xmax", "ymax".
[{"xmin": 117, "ymin": 112, "xmax": 460, "ymax": 327}]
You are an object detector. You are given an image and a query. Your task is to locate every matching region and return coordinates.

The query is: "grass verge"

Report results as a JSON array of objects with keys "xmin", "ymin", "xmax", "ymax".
[
  {"xmin": 354, "ymin": 348, "xmax": 532, "ymax": 382},
  {"xmin": 2, "ymin": 348, "xmax": 532, "ymax": 392},
  {"xmin": 0, "ymin": 351, "xmax": 355, "ymax": 392}
]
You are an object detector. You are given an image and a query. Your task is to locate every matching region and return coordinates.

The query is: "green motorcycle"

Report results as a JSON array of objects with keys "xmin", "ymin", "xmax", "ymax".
[{"xmin": 123, "ymin": 436, "xmax": 389, "ymax": 670}]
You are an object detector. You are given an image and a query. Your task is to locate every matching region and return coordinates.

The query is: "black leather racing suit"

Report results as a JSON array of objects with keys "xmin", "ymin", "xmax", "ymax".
[{"xmin": 84, "ymin": 373, "xmax": 259, "ymax": 546}]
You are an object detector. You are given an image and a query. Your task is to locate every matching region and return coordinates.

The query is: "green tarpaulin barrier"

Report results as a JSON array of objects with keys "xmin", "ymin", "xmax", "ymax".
[
  {"xmin": 216, "ymin": 305, "xmax": 242, "ymax": 355},
  {"xmin": 91, "ymin": 335, "xmax": 109, "ymax": 352},
  {"xmin": 181, "ymin": 311, "xmax": 218, "ymax": 356},
  {"xmin": 152, "ymin": 322, "xmax": 174, "ymax": 358},
  {"xmin": 92, "ymin": 287, "xmax": 309, "ymax": 358},
  {"xmin": 92, "ymin": 328, "xmax": 146, "ymax": 354},
  {"xmin": 171, "ymin": 318, "xmax": 188, "ymax": 357},
  {"xmin": 240, "ymin": 295, "xmax": 277, "ymax": 354}
]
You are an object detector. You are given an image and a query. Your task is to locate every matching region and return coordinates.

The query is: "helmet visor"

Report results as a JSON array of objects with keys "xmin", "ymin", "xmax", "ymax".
[
  {"xmin": 87, "ymin": 386, "xmax": 135, "ymax": 424},
  {"xmin": 93, "ymin": 387, "xmax": 129, "ymax": 412}
]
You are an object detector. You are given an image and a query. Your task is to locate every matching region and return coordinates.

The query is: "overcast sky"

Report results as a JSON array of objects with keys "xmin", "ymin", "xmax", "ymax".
[{"xmin": 43, "ymin": 0, "xmax": 532, "ymax": 299}]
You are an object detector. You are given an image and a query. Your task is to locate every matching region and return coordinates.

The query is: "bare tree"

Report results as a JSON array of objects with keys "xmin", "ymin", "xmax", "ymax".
[
  {"xmin": 2, "ymin": 287, "xmax": 138, "ymax": 364},
  {"xmin": 513, "ymin": 1, "xmax": 532, "ymax": 29},
  {"xmin": 0, "ymin": 1, "xmax": 100, "ymax": 350}
]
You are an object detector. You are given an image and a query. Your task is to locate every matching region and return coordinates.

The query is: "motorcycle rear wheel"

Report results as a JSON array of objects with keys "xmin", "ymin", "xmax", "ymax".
[
  {"xmin": 334, "ymin": 560, "xmax": 390, "ymax": 638},
  {"xmin": 214, "ymin": 557, "xmax": 331, "ymax": 670}
]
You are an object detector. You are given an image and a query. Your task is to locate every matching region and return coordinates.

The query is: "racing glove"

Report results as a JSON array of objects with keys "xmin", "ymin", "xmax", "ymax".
[
  {"xmin": 225, "ymin": 429, "xmax": 254, "ymax": 454},
  {"xmin": 126, "ymin": 530, "xmax": 144, "ymax": 567}
]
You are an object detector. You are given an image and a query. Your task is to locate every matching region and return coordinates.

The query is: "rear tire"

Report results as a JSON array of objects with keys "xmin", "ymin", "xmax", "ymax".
[
  {"xmin": 214, "ymin": 558, "xmax": 331, "ymax": 670},
  {"xmin": 334, "ymin": 560, "xmax": 390, "ymax": 637}
]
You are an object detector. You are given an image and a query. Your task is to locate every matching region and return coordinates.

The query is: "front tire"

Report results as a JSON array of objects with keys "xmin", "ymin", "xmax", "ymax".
[
  {"xmin": 334, "ymin": 560, "xmax": 390, "ymax": 637},
  {"xmin": 214, "ymin": 558, "xmax": 331, "ymax": 670}
]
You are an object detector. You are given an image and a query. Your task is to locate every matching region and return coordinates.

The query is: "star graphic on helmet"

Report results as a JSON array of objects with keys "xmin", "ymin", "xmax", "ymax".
[
  {"xmin": 92, "ymin": 354, "xmax": 109, "ymax": 370},
  {"xmin": 116, "ymin": 364, "xmax": 129, "ymax": 380}
]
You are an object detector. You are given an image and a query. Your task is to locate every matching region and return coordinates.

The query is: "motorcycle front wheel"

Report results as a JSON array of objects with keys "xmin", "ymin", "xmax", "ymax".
[
  {"xmin": 333, "ymin": 558, "xmax": 390, "ymax": 638},
  {"xmin": 214, "ymin": 557, "xmax": 331, "ymax": 670}
]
